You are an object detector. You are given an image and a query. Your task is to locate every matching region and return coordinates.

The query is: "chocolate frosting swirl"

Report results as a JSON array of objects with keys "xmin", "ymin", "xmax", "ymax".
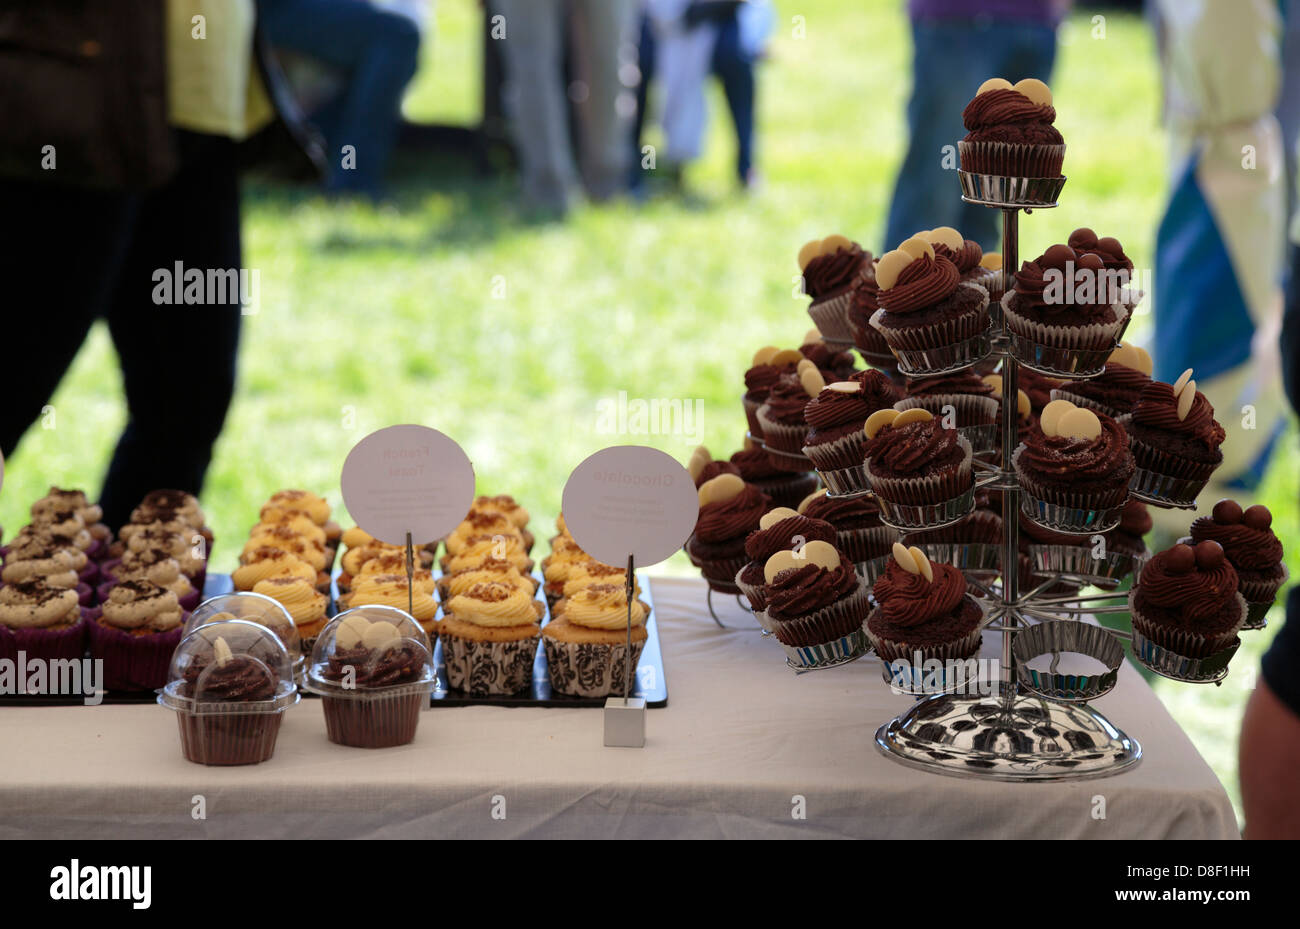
[
  {"xmin": 872, "ymin": 559, "xmax": 967, "ymax": 627},
  {"xmin": 694, "ymin": 484, "xmax": 771, "ymax": 543},
  {"xmin": 1189, "ymin": 517, "xmax": 1283, "ymax": 571},
  {"xmin": 804, "ymin": 386, "xmax": 876, "ymax": 431},
  {"xmin": 730, "ymin": 447, "xmax": 783, "ymax": 482},
  {"xmin": 744, "ymin": 361, "xmax": 796, "ymax": 397},
  {"xmin": 1018, "ymin": 413, "xmax": 1134, "ymax": 481},
  {"xmin": 763, "ymin": 375, "xmax": 813, "ymax": 424},
  {"xmin": 744, "ymin": 516, "xmax": 837, "ymax": 562},
  {"xmin": 324, "ymin": 643, "xmax": 426, "ymax": 687},
  {"xmin": 905, "ymin": 370, "xmax": 995, "ymax": 397},
  {"xmin": 1135, "ymin": 547, "xmax": 1240, "ymax": 629},
  {"xmin": 764, "ymin": 559, "xmax": 859, "ymax": 621},
  {"xmin": 1130, "ymin": 381, "xmax": 1224, "ymax": 448},
  {"xmin": 962, "ymin": 88, "xmax": 1057, "ymax": 130},
  {"xmin": 694, "ymin": 460, "xmax": 741, "ymax": 488},
  {"xmin": 803, "ymin": 244, "xmax": 869, "ymax": 299},
  {"xmin": 1116, "ymin": 500, "xmax": 1153, "ymax": 537},
  {"xmin": 1012, "ymin": 256, "xmax": 1116, "ymax": 321},
  {"xmin": 800, "ymin": 493, "xmax": 883, "ymax": 530},
  {"xmin": 1063, "ymin": 362, "xmax": 1151, "ymax": 413},
  {"xmin": 934, "ymin": 240, "xmax": 983, "ymax": 274},
  {"xmin": 800, "ymin": 341, "xmax": 857, "ymax": 380},
  {"xmin": 183, "ymin": 655, "xmax": 277, "ymax": 701},
  {"xmin": 876, "ymin": 254, "xmax": 961, "ymax": 314},
  {"xmin": 848, "ymin": 276, "xmax": 880, "ymax": 328},
  {"xmin": 864, "ymin": 417, "xmax": 960, "ymax": 476}
]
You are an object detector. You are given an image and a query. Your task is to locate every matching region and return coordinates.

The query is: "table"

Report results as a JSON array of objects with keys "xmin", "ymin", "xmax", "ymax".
[{"xmin": 0, "ymin": 577, "xmax": 1239, "ymax": 839}]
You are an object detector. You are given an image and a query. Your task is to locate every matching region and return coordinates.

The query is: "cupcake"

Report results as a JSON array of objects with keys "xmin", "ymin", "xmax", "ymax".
[
  {"xmin": 469, "ymin": 494, "xmax": 532, "ymax": 533},
  {"xmin": 350, "ymin": 551, "xmax": 438, "ymax": 596},
  {"xmin": 761, "ymin": 540, "xmax": 871, "ymax": 667},
  {"xmin": 341, "ymin": 573, "xmax": 440, "ymax": 639},
  {"xmin": 100, "ymin": 546, "xmax": 199, "ymax": 611},
  {"xmin": 847, "ymin": 268, "xmax": 897, "ymax": 367},
  {"xmin": 232, "ymin": 547, "xmax": 321, "ymax": 592},
  {"xmin": 0, "ymin": 579, "xmax": 87, "ymax": 662},
  {"xmin": 802, "ymin": 372, "xmax": 900, "ymax": 488},
  {"xmin": 900, "ymin": 369, "xmax": 998, "ymax": 425},
  {"xmin": 755, "ymin": 361, "xmax": 825, "ymax": 468},
  {"xmin": 982, "ymin": 372, "xmax": 1036, "ymax": 445},
  {"xmin": 800, "ymin": 330, "xmax": 859, "ymax": 380},
  {"xmin": 441, "ymin": 535, "xmax": 533, "ymax": 575},
  {"xmin": 967, "ymin": 253, "xmax": 1006, "ymax": 309},
  {"xmin": 684, "ymin": 473, "xmax": 771, "ymax": 591},
  {"xmin": 87, "ymin": 580, "xmax": 187, "ymax": 690},
  {"xmin": 1106, "ymin": 499, "xmax": 1152, "ymax": 565},
  {"xmin": 1013, "ymin": 399, "xmax": 1133, "ymax": 528},
  {"xmin": 862, "ymin": 407, "xmax": 974, "ymax": 508},
  {"xmin": 798, "ymin": 488, "xmax": 900, "ymax": 564},
  {"xmin": 541, "ymin": 535, "xmax": 593, "ymax": 604},
  {"xmin": 866, "ymin": 544, "xmax": 984, "ymax": 666},
  {"xmin": 1190, "ymin": 500, "xmax": 1287, "ymax": 618},
  {"xmin": 160, "ymin": 621, "xmax": 297, "ymax": 766},
  {"xmin": 923, "ymin": 226, "xmax": 983, "ymax": 277},
  {"xmin": 687, "ymin": 445, "xmax": 742, "ymax": 488},
  {"xmin": 440, "ymin": 581, "xmax": 543, "ymax": 695},
  {"xmin": 1003, "ymin": 243, "xmax": 1130, "ymax": 361},
  {"xmin": 1051, "ymin": 342, "xmax": 1153, "ymax": 418},
  {"xmin": 30, "ymin": 487, "xmax": 112, "ymax": 559},
  {"xmin": 444, "ymin": 511, "xmax": 526, "ymax": 557},
  {"xmin": 1124, "ymin": 370, "xmax": 1225, "ymax": 504},
  {"xmin": 1067, "ymin": 227, "xmax": 1139, "ymax": 309},
  {"xmin": 543, "ymin": 583, "xmax": 650, "ymax": 697},
  {"xmin": 1130, "ymin": 541, "xmax": 1245, "ymax": 665},
  {"xmin": 251, "ymin": 576, "xmax": 329, "ymax": 649},
  {"xmin": 735, "ymin": 508, "xmax": 837, "ymax": 610},
  {"xmin": 308, "ymin": 607, "xmax": 436, "ymax": 748},
  {"xmin": 560, "ymin": 561, "xmax": 639, "ymax": 599},
  {"xmin": 870, "ymin": 235, "xmax": 990, "ymax": 358},
  {"xmin": 122, "ymin": 490, "xmax": 212, "ymax": 560},
  {"xmin": 958, "ymin": 77, "xmax": 1064, "ymax": 178},
  {"xmin": 117, "ymin": 521, "xmax": 208, "ymax": 589},
  {"xmin": 799, "ymin": 234, "xmax": 872, "ymax": 342},
  {"xmin": 729, "ymin": 438, "xmax": 819, "ymax": 510},
  {"xmin": 183, "ymin": 592, "xmax": 304, "ymax": 679},
  {"xmin": 743, "ymin": 346, "xmax": 805, "ymax": 435},
  {"xmin": 1, "ymin": 528, "xmax": 85, "ymax": 589}
]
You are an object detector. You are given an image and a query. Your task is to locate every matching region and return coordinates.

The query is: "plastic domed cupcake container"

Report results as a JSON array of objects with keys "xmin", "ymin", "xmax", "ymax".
[
  {"xmin": 158, "ymin": 619, "xmax": 298, "ymax": 765},
  {"xmin": 184, "ymin": 592, "xmax": 304, "ymax": 686},
  {"xmin": 305, "ymin": 605, "xmax": 435, "ymax": 749}
]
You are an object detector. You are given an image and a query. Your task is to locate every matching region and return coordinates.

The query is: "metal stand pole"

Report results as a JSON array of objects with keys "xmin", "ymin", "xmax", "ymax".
[{"xmin": 999, "ymin": 207, "xmax": 1020, "ymax": 699}]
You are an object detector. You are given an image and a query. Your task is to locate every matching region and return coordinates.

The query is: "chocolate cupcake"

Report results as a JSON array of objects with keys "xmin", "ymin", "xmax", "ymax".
[
  {"xmin": 687, "ymin": 445, "xmax": 742, "ymax": 488},
  {"xmin": 799, "ymin": 234, "xmax": 872, "ymax": 342},
  {"xmin": 743, "ymin": 346, "xmax": 805, "ymax": 435},
  {"xmin": 162, "ymin": 621, "xmax": 298, "ymax": 766},
  {"xmin": 1051, "ymin": 342, "xmax": 1153, "ymax": 418},
  {"xmin": 1124, "ymin": 370, "xmax": 1225, "ymax": 504},
  {"xmin": 867, "ymin": 544, "xmax": 983, "ymax": 666},
  {"xmin": 1013, "ymin": 399, "xmax": 1133, "ymax": 529},
  {"xmin": 308, "ymin": 607, "xmax": 436, "ymax": 748},
  {"xmin": 684, "ymin": 474, "xmax": 772, "ymax": 591},
  {"xmin": 1016, "ymin": 365, "xmax": 1061, "ymax": 416},
  {"xmin": 847, "ymin": 271, "xmax": 896, "ymax": 366},
  {"xmin": 798, "ymin": 488, "xmax": 899, "ymax": 564},
  {"xmin": 802, "ymin": 371, "xmax": 900, "ymax": 487},
  {"xmin": 755, "ymin": 362, "xmax": 824, "ymax": 470},
  {"xmin": 925, "ymin": 226, "xmax": 983, "ymax": 275},
  {"xmin": 1190, "ymin": 500, "xmax": 1287, "ymax": 616},
  {"xmin": 1130, "ymin": 541, "xmax": 1245, "ymax": 665},
  {"xmin": 760, "ymin": 540, "xmax": 871, "ymax": 667},
  {"xmin": 966, "ymin": 253, "xmax": 1006, "ymax": 310},
  {"xmin": 729, "ymin": 441, "xmax": 819, "ymax": 510},
  {"xmin": 1067, "ymin": 227, "xmax": 1139, "ymax": 309},
  {"xmin": 800, "ymin": 331, "xmax": 859, "ymax": 381},
  {"xmin": 736, "ymin": 509, "xmax": 837, "ymax": 611},
  {"xmin": 863, "ymin": 407, "xmax": 974, "ymax": 508},
  {"xmin": 958, "ymin": 77, "xmax": 1064, "ymax": 178},
  {"xmin": 1105, "ymin": 499, "xmax": 1152, "ymax": 566},
  {"xmin": 870, "ymin": 237, "xmax": 990, "ymax": 359},
  {"xmin": 1003, "ymin": 243, "xmax": 1130, "ymax": 361}
]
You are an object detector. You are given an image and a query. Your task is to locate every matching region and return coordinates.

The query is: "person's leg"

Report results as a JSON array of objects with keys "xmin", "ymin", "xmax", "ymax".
[
  {"xmin": 629, "ymin": 12, "xmax": 656, "ymax": 192},
  {"xmin": 710, "ymin": 13, "xmax": 756, "ymax": 184},
  {"xmin": 493, "ymin": 0, "xmax": 577, "ymax": 213},
  {"xmin": 99, "ymin": 131, "xmax": 242, "ymax": 530},
  {"xmin": 0, "ymin": 180, "xmax": 135, "ymax": 463},
  {"xmin": 259, "ymin": 0, "xmax": 420, "ymax": 197},
  {"xmin": 572, "ymin": 0, "xmax": 637, "ymax": 200}
]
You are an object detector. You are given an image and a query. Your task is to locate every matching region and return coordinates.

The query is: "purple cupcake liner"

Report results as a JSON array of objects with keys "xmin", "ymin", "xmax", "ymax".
[
  {"xmin": 98, "ymin": 578, "xmax": 200, "ymax": 613},
  {"xmin": 86, "ymin": 615, "xmax": 188, "ymax": 692},
  {"xmin": 0, "ymin": 613, "xmax": 87, "ymax": 663}
]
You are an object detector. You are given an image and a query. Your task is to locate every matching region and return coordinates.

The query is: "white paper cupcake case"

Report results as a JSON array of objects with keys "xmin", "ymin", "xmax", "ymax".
[
  {"xmin": 733, "ymin": 565, "xmax": 766, "ymax": 612},
  {"xmin": 1000, "ymin": 292, "xmax": 1131, "ymax": 378},
  {"xmin": 1011, "ymin": 620, "xmax": 1123, "ymax": 702},
  {"xmin": 807, "ymin": 290, "xmax": 855, "ymax": 343},
  {"xmin": 815, "ymin": 461, "xmax": 872, "ymax": 496},
  {"xmin": 780, "ymin": 626, "xmax": 869, "ymax": 669}
]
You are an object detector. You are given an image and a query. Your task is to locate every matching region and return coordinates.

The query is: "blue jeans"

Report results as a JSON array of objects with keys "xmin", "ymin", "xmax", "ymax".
[
  {"xmin": 883, "ymin": 18, "xmax": 1057, "ymax": 254},
  {"xmin": 259, "ymin": 0, "xmax": 420, "ymax": 196}
]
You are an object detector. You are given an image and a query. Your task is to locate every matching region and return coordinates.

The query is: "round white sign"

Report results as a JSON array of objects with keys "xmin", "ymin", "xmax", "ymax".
[
  {"xmin": 561, "ymin": 446, "xmax": 697, "ymax": 567},
  {"xmin": 340, "ymin": 425, "xmax": 475, "ymax": 545}
]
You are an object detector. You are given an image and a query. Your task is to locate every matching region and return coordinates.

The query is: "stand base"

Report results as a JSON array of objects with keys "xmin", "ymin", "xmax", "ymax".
[{"xmin": 874, "ymin": 689, "xmax": 1141, "ymax": 782}]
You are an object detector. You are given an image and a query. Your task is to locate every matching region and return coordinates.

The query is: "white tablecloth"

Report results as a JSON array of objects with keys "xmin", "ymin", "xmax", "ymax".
[{"xmin": 0, "ymin": 577, "xmax": 1239, "ymax": 839}]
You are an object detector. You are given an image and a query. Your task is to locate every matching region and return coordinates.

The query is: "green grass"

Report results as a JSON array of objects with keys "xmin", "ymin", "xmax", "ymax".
[{"xmin": 1, "ymin": 0, "xmax": 1294, "ymax": 826}]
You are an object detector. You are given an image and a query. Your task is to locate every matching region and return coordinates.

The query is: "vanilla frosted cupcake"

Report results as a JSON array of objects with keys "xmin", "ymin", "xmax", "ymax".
[
  {"xmin": 253, "ymin": 576, "xmax": 329, "ymax": 644},
  {"xmin": 87, "ymin": 580, "xmax": 187, "ymax": 690},
  {"xmin": 541, "ymin": 535, "xmax": 590, "ymax": 603},
  {"xmin": 233, "ymin": 548, "xmax": 319, "ymax": 591},
  {"xmin": 470, "ymin": 494, "xmax": 531, "ymax": 531},
  {"xmin": 444, "ymin": 511, "xmax": 525, "ymax": 556},
  {"xmin": 250, "ymin": 512, "xmax": 327, "ymax": 549},
  {"xmin": 441, "ymin": 557, "xmax": 538, "ymax": 601},
  {"xmin": 440, "ymin": 581, "xmax": 544, "ymax": 695},
  {"xmin": 106, "ymin": 547, "xmax": 197, "ymax": 610},
  {"xmin": 30, "ymin": 487, "xmax": 111, "ymax": 556},
  {"xmin": 262, "ymin": 489, "xmax": 332, "ymax": 528},
  {"xmin": 1, "ymin": 529, "xmax": 85, "ymax": 588},
  {"xmin": 352, "ymin": 551, "xmax": 437, "ymax": 596},
  {"xmin": 442, "ymin": 535, "xmax": 533, "ymax": 574},
  {"xmin": 245, "ymin": 525, "xmax": 328, "ymax": 574},
  {"xmin": 341, "ymin": 573, "xmax": 440, "ymax": 637},
  {"xmin": 0, "ymin": 579, "xmax": 86, "ymax": 662},
  {"xmin": 543, "ymin": 583, "xmax": 650, "ymax": 697}
]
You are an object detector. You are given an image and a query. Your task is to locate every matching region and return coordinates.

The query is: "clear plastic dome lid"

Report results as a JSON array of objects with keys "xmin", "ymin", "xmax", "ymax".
[
  {"xmin": 306, "ymin": 604, "xmax": 435, "ymax": 697},
  {"xmin": 160, "ymin": 618, "xmax": 299, "ymax": 714},
  {"xmin": 184, "ymin": 592, "xmax": 300, "ymax": 661}
]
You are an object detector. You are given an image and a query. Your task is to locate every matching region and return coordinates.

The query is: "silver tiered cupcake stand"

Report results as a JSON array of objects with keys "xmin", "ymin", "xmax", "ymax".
[{"xmin": 744, "ymin": 170, "xmax": 1248, "ymax": 781}]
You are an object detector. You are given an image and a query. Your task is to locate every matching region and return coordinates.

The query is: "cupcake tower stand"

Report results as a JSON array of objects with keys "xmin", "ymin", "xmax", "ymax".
[{"xmin": 801, "ymin": 172, "xmax": 1222, "ymax": 780}]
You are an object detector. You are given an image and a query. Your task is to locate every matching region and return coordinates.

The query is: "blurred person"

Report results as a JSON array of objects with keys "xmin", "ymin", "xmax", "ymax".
[
  {"xmin": 259, "ymin": 0, "xmax": 422, "ymax": 198},
  {"xmin": 1149, "ymin": 0, "xmax": 1288, "ymax": 515},
  {"xmin": 492, "ymin": 0, "xmax": 638, "ymax": 215},
  {"xmin": 0, "ymin": 0, "xmax": 322, "ymax": 529},
  {"xmin": 883, "ymin": 0, "xmax": 1066, "ymax": 253},
  {"xmin": 633, "ymin": 0, "xmax": 773, "ymax": 193}
]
